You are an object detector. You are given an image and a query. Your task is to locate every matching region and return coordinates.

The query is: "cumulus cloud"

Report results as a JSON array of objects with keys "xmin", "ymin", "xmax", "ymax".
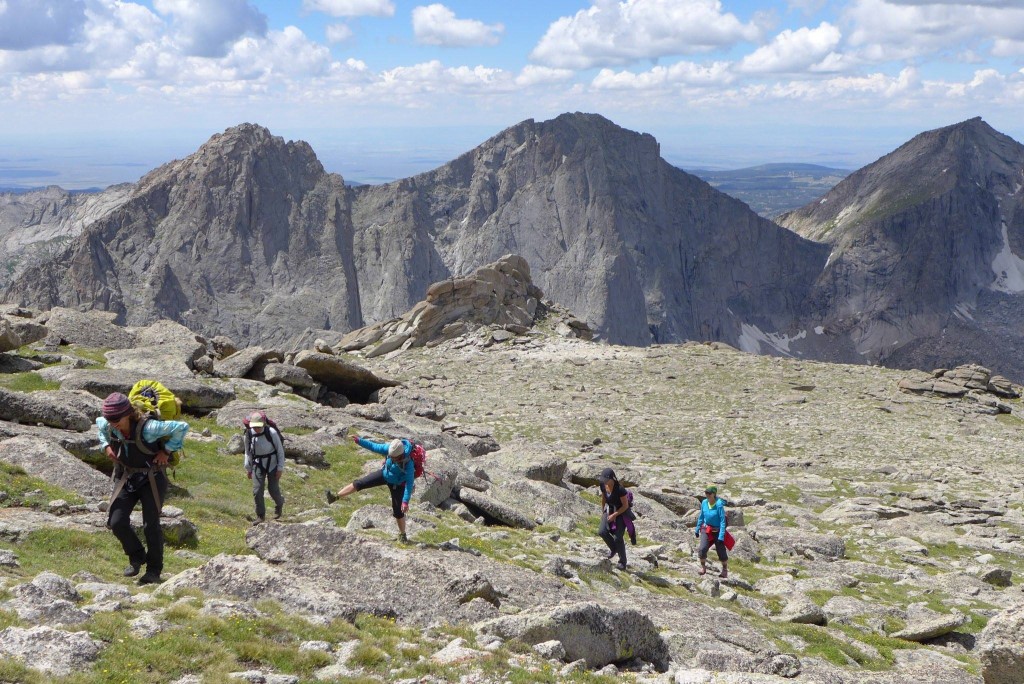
[
  {"xmin": 153, "ymin": 0, "xmax": 267, "ymax": 58},
  {"xmin": 592, "ymin": 61, "xmax": 734, "ymax": 90},
  {"xmin": 412, "ymin": 4, "xmax": 504, "ymax": 47},
  {"xmin": 844, "ymin": 0, "xmax": 1024, "ymax": 62},
  {"xmin": 0, "ymin": 0, "xmax": 87, "ymax": 50},
  {"xmin": 738, "ymin": 22, "xmax": 843, "ymax": 74},
  {"xmin": 303, "ymin": 0, "xmax": 395, "ymax": 18},
  {"xmin": 530, "ymin": 0, "xmax": 762, "ymax": 70},
  {"xmin": 515, "ymin": 65, "xmax": 574, "ymax": 87},
  {"xmin": 325, "ymin": 23, "xmax": 354, "ymax": 44}
]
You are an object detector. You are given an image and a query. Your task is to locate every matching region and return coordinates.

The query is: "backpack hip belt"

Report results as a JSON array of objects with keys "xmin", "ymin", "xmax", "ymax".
[{"xmin": 109, "ymin": 464, "xmax": 165, "ymax": 513}]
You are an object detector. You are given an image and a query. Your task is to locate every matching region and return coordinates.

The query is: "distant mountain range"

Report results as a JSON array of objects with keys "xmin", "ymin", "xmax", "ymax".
[
  {"xmin": 687, "ymin": 163, "xmax": 850, "ymax": 218},
  {"xmin": 4, "ymin": 114, "xmax": 1024, "ymax": 381}
]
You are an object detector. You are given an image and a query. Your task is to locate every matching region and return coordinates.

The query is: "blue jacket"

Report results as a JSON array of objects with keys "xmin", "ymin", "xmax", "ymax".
[
  {"xmin": 696, "ymin": 498, "xmax": 727, "ymax": 541},
  {"xmin": 97, "ymin": 416, "xmax": 190, "ymax": 453},
  {"xmin": 356, "ymin": 437, "xmax": 416, "ymax": 503}
]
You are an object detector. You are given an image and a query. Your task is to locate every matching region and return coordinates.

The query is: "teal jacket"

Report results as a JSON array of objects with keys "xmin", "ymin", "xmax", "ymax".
[
  {"xmin": 696, "ymin": 498, "xmax": 727, "ymax": 541},
  {"xmin": 96, "ymin": 416, "xmax": 190, "ymax": 453},
  {"xmin": 356, "ymin": 437, "xmax": 416, "ymax": 503}
]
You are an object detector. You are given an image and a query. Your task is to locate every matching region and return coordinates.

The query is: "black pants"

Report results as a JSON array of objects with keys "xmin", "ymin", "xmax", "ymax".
[
  {"xmin": 252, "ymin": 467, "xmax": 284, "ymax": 519},
  {"xmin": 353, "ymin": 470, "xmax": 405, "ymax": 518},
  {"xmin": 108, "ymin": 470, "xmax": 168, "ymax": 573},
  {"xmin": 699, "ymin": 529, "xmax": 728, "ymax": 562},
  {"xmin": 599, "ymin": 514, "xmax": 627, "ymax": 564}
]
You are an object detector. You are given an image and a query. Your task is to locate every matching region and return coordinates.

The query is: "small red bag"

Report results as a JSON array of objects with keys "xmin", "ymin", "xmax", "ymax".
[{"xmin": 724, "ymin": 531, "xmax": 736, "ymax": 551}]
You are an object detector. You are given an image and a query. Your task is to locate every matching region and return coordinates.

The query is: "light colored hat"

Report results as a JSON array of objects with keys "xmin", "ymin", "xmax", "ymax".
[
  {"xmin": 249, "ymin": 412, "xmax": 265, "ymax": 428},
  {"xmin": 388, "ymin": 439, "xmax": 404, "ymax": 458}
]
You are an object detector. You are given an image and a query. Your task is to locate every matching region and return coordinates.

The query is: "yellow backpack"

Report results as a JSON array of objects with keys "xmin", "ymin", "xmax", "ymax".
[{"xmin": 128, "ymin": 379, "xmax": 185, "ymax": 469}]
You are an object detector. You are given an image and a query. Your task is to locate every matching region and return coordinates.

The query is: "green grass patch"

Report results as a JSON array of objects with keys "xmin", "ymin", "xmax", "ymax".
[
  {"xmin": 67, "ymin": 346, "xmax": 111, "ymax": 367},
  {"xmin": 0, "ymin": 462, "xmax": 86, "ymax": 507},
  {"xmin": 0, "ymin": 372, "xmax": 61, "ymax": 392}
]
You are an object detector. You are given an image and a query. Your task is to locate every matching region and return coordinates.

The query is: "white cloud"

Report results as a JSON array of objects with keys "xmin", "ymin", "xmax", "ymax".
[
  {"xmin": 738, "ymin": 22, "xmax": 843, "ymax": 74},
  {"xmin": 325, "ymin": 23, "xmax": 353, "ymax": 44},
  {"xmin": 412, "ymin": 4, "xmax": 504, "ymax": 48},
  {"xmin": 153, "ymin": 0, "xmax": 267, "ymax": 58},
  {"xmin": 515, "ymin": 65, "xmax": 574, "ymax": 87},
  {"xmin": 0, "ymin": 0, "xmax": 87, "ymax": 50},
  {"xmin": 530, "ymin": 0, "xmax": 762, "ymax": 70},
  {"xmin": 844, "ymin": 0, "xmax": 1024, "ymax": 62},
  {"xmin": 592, "ymin": 61, "xmax": 734, "ymax": 90},
  {"xmin": 302, "ymin": 0, "xmax": 394, "ymax": 18}
]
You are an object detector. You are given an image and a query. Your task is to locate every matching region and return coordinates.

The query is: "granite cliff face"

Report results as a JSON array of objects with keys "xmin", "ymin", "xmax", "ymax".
[
  {"xmin": 3, "ymin": 125, "xmax": 363, "ymax": 347},
  {"xmin": 776, "ymin": 117, "xmax": 1024, "ymax": 378},
  {"xmin": 0, "ymin": 185, "xmax": 133, "ymax": 286},
  {"xmin": 2, "ymin": 115, "xmax": 828, "ymax": 348},
  {"xmin": 351, "ymin": 113, "xmax": 828, "ymax": 346}
]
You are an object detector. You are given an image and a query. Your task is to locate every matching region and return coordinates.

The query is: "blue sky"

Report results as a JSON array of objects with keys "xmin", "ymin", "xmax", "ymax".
[{"xmin": 3, "ymin": 0, "xmax": 1024, "ymax": 188}]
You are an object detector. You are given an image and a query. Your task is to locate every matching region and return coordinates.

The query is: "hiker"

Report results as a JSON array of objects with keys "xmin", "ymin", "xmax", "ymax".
[
  {"xmin": 326, "ymin": 435, "xmax": 415, "ymax": 542},
  {"xmin": 244, "ymin": 411, "xmax": 285, "ymax": 524},
  {"xmin": 696, "ymin": 484, "xmax": 728, "ymax": 578},
  {"xmin": 598, "ymin": 467, "xmax": 634, "ymax": 570},
  {"xmin": 96, "ymin": 392, "xmax": 189, "ymax": 585}
]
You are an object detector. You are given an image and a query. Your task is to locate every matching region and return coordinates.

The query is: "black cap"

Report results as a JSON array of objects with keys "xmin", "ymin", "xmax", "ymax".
[{"xmin": 598, "ymin": 467, "xmax": 615, "ymax": 483}]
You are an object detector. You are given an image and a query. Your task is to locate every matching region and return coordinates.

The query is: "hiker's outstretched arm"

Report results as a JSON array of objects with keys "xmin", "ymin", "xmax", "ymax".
[
  {"xmin": 355, "ymin": 437, "xmax": 389, "ymax": 456},
  {"xmin": 142, "ymin": 419, "xmax": 190, "ymax": 452}
]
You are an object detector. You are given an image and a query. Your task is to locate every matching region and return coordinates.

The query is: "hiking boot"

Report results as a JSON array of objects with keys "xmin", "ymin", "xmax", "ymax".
[
  {"xmin": 250, "ymin": 516, "xmax": 265, "ymax": 526},
  {"xmin": 325, "ymin": 489, "xmax": 338, "ymax": 505},
  {"xmin": 616, "ymin": 561, "xmax": 627, "ymax": 571},
  {"xmin": 123, "ymin": 563, "xmax": 142, "ymax": 578},
  {"xmin": 606, "ymin": 549, "xmax": 616, "ymax": 560},
  {"xmin": 137, "ymin": 572, "xmax": 162, "ymax": 585},
  {"xmin": 398, "ymin": 532, "xmax": 408, "ymax": 543},
  {"xmin": 718, "ymin": 569, "xmax": 728, "ymax": 579},
  {"xmin": 274, "ymin": 504, "xmax": 283, "ymax": 520}
]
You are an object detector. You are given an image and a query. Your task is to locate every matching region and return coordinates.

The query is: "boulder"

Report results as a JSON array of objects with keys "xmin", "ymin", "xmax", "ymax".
[
  {"xmin": 0, "ymin": 319, "xmax": 21, "ymax": 353},
  {"xmin": 213, "ymin": 400, "xmax": 349, "ymax": 431},
  {"xmin": 457, "ymin": 489, "xmax": 535, "ymax": 529},
  {"xmin": 4, "ymin": 317, "xmax": 47, "ymax": 347},
  {"xmin": 0, "ymin": 437, "xmax": 110, "ymax": 499},
  {"xmin": 40, "ymin": 307, "xmax": 134, "ymax": 349},
  {"xmin": 293, "ymin": 351, "xmax": 399, "ymax": 402},
  {"xmin": 377, "ymin": 386, "xmax": 447, "ymax": 421},
  {"xmin": 104, "ymin": 320, "xmax": 207, "ymax": 379},
  {"xmin": 58, "ymin": 369, "xmax": 235, "ymax": 410},
  {"xmin": 249, "ymin": 361, "xmax": 317, "ymax": 390},
  {"xmin": 891, "ymin": 611, "xmax": 968, "ymax": 642},
  {"xmin": 215, "ymin": 347, "xmax": 282, "ymax": 379},
  {"xmin": 0, "ymin": 387, "xmax": 93, "ymax": 431},
  {"xmin": 0, "ymin": 626, "xmax": 103, "ymax": 676},
  {"xmin": 210, "ymin": 335, "xmax": 238, "ymax": 360},
  {"xmin": 2, "ymin": 572, "xmax": 89, "ymax": 626},
  {"xmin": 775, "ymin": 594, "xmax": 826, "ymax": 626},
  {"xmin": 477, "ymin": 601, "xmax": 669, "ymax": 671},
  {"xmin": 749, "ymin": 527, "xmax": 845, "ymax": 560},
  {"xmin": 978, "ymin": 603, "xmax": 1024, "ymax": 684},
  {"xmin": 0, "ymin": 354, "xmax": 43, "ymax": 373}
]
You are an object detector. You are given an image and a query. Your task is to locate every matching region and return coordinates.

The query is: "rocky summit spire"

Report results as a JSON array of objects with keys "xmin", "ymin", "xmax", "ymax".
[{"xmin": 776, "ymin": 116, "xmax": 1024, "ymax": 378}]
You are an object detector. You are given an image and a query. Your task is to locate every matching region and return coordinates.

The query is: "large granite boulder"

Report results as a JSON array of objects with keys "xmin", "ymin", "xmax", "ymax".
[
  {"xmin": 0, "ymin": 388, "xmax": 93, "ymax": 431},
  {"xmin": 104, "ymin": 320, "xmax": 207, "ymax": 378},
  {"xmin": 0, "ymin": 626, "xmax": 103, "ymax": 676},
  {"xmin": 457, "ymin": 488, "xmax": 535, "ymax": 529},
  {"xmin": 215, "ymin": 346, "xmax": 282, "ymax": 379},
  {"xmin": 39, "ymin": 308, "xmax": 134, "ymax": 349},
  {"xmin": 0, "ymin": 319, "xmax": 21, "ymax": 353},
  {"xmin": 477, "ymin": 602, "xmax": 669, "ymax": 671},
  {"xmin": 978, "ymin": 603, "xmax": 1024, "ymax": 684},
  {"xmin": 0, "ymin": 437, "xmax": 110, "ymax": 499},
  {"xmin": 249, "ymin": 361, "xmax": 318, "ymax": 390},
  {"xmin": 57, "ymin": 369, "xmax": 235, "ymax": 410},
  {"xmin": 292, "ymin": 351, "xmax": 399, "ymax": 402}
]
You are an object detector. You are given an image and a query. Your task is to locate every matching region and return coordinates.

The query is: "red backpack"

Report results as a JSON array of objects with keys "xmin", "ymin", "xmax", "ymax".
[{"xmin": 409, "ymin": 441, "xmax": 427, "ymax": 478}]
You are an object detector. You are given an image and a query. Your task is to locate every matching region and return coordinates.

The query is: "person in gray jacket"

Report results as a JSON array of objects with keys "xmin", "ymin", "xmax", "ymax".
[{"xmin": 244, "ymin": 412, "xmax": 285, "ymax": 524}]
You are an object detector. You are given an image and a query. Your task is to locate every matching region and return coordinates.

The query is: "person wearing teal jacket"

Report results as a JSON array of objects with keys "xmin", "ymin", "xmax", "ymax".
[
  {"xmin": 97, "ymin": 392, "xmax": 190, "ymax": 585},
  {"xmin": 695, "ymin": 484, "xmax": 728, "ymax": 578},
  {"xmin": 326, "ymin": 435, "xmax": 416, "ymax": 542}
]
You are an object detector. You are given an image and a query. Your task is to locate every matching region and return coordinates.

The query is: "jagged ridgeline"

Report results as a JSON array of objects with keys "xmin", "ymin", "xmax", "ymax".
[{"xmin": 0, "ymin": 114, "xmax": 827, "ymax": 350}]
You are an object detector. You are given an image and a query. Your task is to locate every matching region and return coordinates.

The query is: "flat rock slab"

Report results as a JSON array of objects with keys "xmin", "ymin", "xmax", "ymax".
[
  {"xmin": 0, "ymin": 387, "xmax": 93, "ymax": 431},
  {"xmin": 58, "ymin": 369, "xmax": 235, "ymax": 410},
  {"xmin": 40, "ymin": 308, "xmax": 134, "ymax": 350},
  {"xmin": 0, "ymin": 422, "xmax": 99, "ymax": 458},
  {"xmin": 160, "ymin": 522, "xmax": 574, "ymax": 626},
  {"xmin": 458, "ymin": 488, "xmax": 536, "ymax": 529},
  {"xmin": 0, "ymin": 436, "xmax": 110, "ymax": 499},
  {"xmin": 891, "ymin": 612, "xmax": 968, "ymax": 642},
  {"xmin": 293, "ymin": 351, "xmax": 399, "ymax": 402},
  {"xmin": 0, "ymin": 626, "xmax": 103, "ymax": 677}
]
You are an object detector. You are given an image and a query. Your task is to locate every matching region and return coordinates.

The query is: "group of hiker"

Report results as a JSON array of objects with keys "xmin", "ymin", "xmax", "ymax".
[{"xmin": 94, "ymin": 384, "xmax": 729, "ymax": 584}]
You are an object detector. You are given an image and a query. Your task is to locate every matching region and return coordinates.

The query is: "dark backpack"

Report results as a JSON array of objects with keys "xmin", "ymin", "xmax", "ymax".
[{"xmin": 242, "ymin": 411, "xmax": 283, "ymax": 465}]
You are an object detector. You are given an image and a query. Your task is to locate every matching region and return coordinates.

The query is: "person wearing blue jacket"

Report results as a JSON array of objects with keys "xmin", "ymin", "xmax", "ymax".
[
  {"xmin": 97, "ymin": 392, "xmax": 190, "ymax": 585},
  {"xmin": 326, "ymin": 435, "xmax": 416, "ymax": 542},
  {"xmin": 695, "ymin": 485, "xmax": 728, "ymax": 578}
]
